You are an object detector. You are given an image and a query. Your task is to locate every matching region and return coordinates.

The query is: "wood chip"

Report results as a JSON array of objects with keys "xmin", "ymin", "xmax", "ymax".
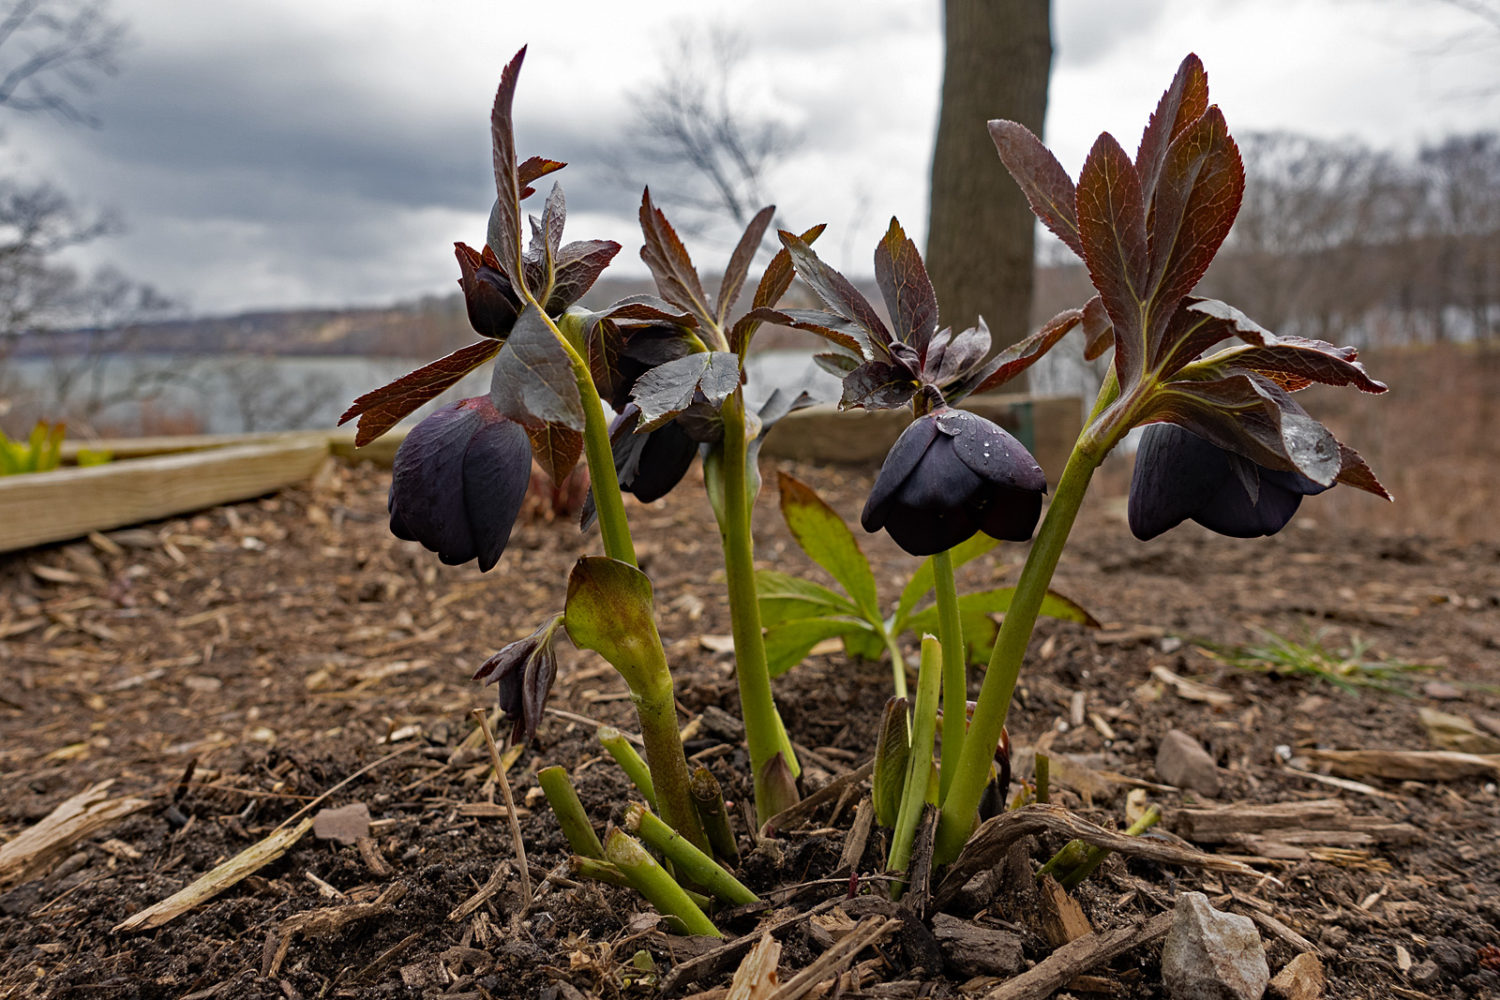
[
  {"xmin": 726, "ymin": 933, "xmax": 781, "ymax": 1000},
  {"xmin": 937, "ymin": 804, "xmax": 1267, "ymax": 907},
  {"xmin": 1150, "ymin": 665, "xmax": 1235, "ymax": 708},
  {"xmin": 1039, "ymin": 874, "xmax": 1093, "ymax": 947},
  {"xmin": 114, "ymin": 818, "xmax": 315, "ymax": 932},
  {"xmin": 980, "ymin": 911, "xmax": 1173, "ymax": 1000},
  {"xmin": 1303, "ymin": 748, "xmax": 1500, "ymax": 781},
  {"xmin": 0, "ymin": 781, "xmax": 150, "ymax": 890}
]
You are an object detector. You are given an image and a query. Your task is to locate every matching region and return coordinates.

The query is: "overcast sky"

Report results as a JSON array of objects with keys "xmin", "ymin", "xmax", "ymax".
[{"xmin": 6, "ymin": 0, "xmax": 1499, "ymax": 317}]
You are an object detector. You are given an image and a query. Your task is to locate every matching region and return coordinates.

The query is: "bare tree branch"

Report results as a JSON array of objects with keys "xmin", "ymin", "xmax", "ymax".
[{"xmin": 0, "ymin": 0, "xmax": 127, "ymax": 125}]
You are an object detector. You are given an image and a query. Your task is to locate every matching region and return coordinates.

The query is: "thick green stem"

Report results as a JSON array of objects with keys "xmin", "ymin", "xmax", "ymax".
[
  {"xmin": 717, "ymin": 391, "xmax": 800, "ymax": 823},
  {"xmin": 690, "ymin": 767, "xmax": 740, "ymax": 866},
  {"xmin": 933, "ymin": 440, "xmax": 1104, "ymax": 865},
  {"xmin": 627, "ymin": 802, "xmax": 759, "ymax": 906},
  {"xmin": 598, "ymin": 726, "xmax": 657, "ymax": 812},
  {"xmin": 888, "ymin": 635, "xmax": 943, "ymax": 887},
  {"xmin": 536, "ymin": 765, "xmax": 605, "ymax": 858},
  {"xmin": 632, "ymin": 675, "xmax": 710, "ymax": 855},
  {"xmin": 931, "ymin": 549, "xmax": 966, "ymax": 802},
  {"xmin": 604, "ymin": 829, "xmax": 721, "ymax": 938},
  {"xmin": 575, "ymin": 361, "xmax": 637, "ymax": 567},
  {"xmin": 881, "ymin": 628, "xmax": 909, "ymax": 700}
]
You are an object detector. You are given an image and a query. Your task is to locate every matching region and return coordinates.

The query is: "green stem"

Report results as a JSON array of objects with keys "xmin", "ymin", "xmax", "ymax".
[
  {"xmin": 632, "ymin": 674, "xmax": 710, "ymax": 855},
  {"xmin": 933, "ymin": 440, "xmax": 1105, "ymax": 866},
  {"xmin": 1058, "ymin": 804, "xmax": 1162, "ymax": 890},
  {"xmin": 598, "ymin": 726, "xmax": 657, "ymax": 813},
  {"xmin": 690, "ymin": 767, "xmax": 740, "ymax": 866},
  {"xmin": 931, "ymin": 548, "xmax": 966, "ymax": 803},
  {"xmin": 533, "ymin": 310, "xmax": 637, "ymax": 567},
  {"xmin": 881, "ymin": 628, "xmax": 909, "ymax": 701},
  {"xmin": 888, "ymin": 635, "xmax": 942, "ymax": 888},
  {"xmin": 536, "ymin": 765, "xmax": 604, "ymax": 858},
  {"xmin": 627, "ymin": 803, "xmax": 759, "ymax": 906},
  {"xmin": 717, "ymin": 391, "xmax": 800, "ymax": 823},
  {"xmin": 604, "ymin": 829, "xmax": 722, "ymax": 938}
]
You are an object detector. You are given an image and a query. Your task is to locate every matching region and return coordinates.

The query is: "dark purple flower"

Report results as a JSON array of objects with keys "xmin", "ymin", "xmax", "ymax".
[
  {"xmin": 612, "ymin": 406, "xmax": 698, "ymax": 503},
  {"xmin": 389, "ymin": 396, "xmax": 532, "ymax": 571},
  {"xmin": 862, "ymin": 407, "xmax": 1047, "ymax": 556},
  {"xmin": 455, "ymin": 243, "xmax": 523, "ymax": 340},
  {"xmin": 473, "ymin": 615, "xmax": 563, "ymax": 743},
  {"xmin": 1128, "ymin": 422, "xmax": 1330, "ymax": 541}
]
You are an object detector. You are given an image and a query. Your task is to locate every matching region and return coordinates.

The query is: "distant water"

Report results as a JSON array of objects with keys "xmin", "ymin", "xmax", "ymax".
[{"xmin": 1, "ymin": 351, "xmax": 843, "ymax": 436}]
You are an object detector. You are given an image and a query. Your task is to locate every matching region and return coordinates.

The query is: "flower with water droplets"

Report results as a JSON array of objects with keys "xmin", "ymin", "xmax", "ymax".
[{"xmin": 862, "ymin": 406, "xmax": 1047, "ymax": 556}]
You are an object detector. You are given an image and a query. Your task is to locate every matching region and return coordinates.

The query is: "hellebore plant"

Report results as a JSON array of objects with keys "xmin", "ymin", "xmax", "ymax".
[
  {"xmin": 762, "ymin": 54, "xmax": 1390, "ymax": 877},
  {"xmin": 924, "ymin": 54, "xmax": 1390, "ymax": 864},
  {"xmin": 342, "ymin": 45, "xmax": 817, "ymax": 872}
]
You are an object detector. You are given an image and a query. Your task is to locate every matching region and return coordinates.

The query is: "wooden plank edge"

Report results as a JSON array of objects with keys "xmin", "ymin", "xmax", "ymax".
[{"xmin": 0, "ymin": 439, "xmax": 332, "ymax": 553}]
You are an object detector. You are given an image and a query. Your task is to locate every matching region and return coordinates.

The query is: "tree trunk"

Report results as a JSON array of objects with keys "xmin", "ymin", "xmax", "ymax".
[{"xmin": 926, "ymin": 0, "xmax": 1052, "ymax": 374}]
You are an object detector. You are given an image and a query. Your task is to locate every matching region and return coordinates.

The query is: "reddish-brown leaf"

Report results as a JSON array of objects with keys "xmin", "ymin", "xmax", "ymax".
[
  {"xmin": 1136, "ymin": 54, "xmax": 1210, "ymax": 205},
  {"xmin": 639, "ymin": 189, "xmax": 713, "ymax": 326},
  {"xmin": 1076, "ymin": 133, "xmax": 1149, "ymax": 387},
  {"xmin": 1209, "ymin": 339, "xmax": 1387, "ymax": 394},
  {"xmin": 1143, "ymin": 107, "xmax": 1243, "ymax": 334},
  {"xmin": 734, "ymin": 223, "xmax": 826, "ymax": 355},
  {"xmin": 1334, "ymin": 442, "xmax": 1391, "ymax": 500},
  {"xmin": 964, "ymin": 308, "xmax": 1084, "ymax": 396},
  {"xmin": 527, "ymin": 420, "xmax": 584, "ymax": 487},
  {"xmin": 546, "ymin": 240, "xmax": 620, "ymax": 313},
  {"xmin": 1081, "ymin": 295, "xmax": 1114, "ymax": 361},
  {"xmin": 989, "ymin": 120, "xmax": 1083, "ymax": 258},
  {"xmin": 874, "ymin": 218, "xmax": 939, "ymax": 352},
  {"xmin": 778, "ymin": 229, "xmax": 892, "ymax": 351},
  {"xmin": 717, "ymin": 205, "xmax": 775, "ymax": 324},
  {"xmin": 489, "ymin": 48, "xmax": 528, "ymax": 288},
  {"xmin": 516, "ymin": 156, "xmax": 565, "ymax": 199},
  {"xmin": 1149, "ymin": 372, "xmax": 1342, "ymax": 486},
  {"xmin": 339, "ymin": 339, "xmax": 503, "ymax": 447}
]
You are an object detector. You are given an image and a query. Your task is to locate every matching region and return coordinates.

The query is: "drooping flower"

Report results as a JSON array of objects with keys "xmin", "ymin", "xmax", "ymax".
[
  {"xmin": 862, "ymin": 406, "xmax": 1047, "ymax": 556},
  {"xmin": 1128, "ymin": 422, "xmax": 1329, "ymax": 540},
  {"xmin": 472, "ymin": 614, "xmax": 564, "ymax": 743},
  {"xmin": 388, "ymin": 396, "xmax": 532, "ymax": 571},
  {"xmin": 454, "ymin": 243, "xmax": 523, "ymax": 339},
  {"xmin": 609, "ymin": 404, "xmax": 699, "ymax": 503}
]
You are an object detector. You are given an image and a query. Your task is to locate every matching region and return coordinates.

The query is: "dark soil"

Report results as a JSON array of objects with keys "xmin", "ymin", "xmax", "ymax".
[{"xmin": 2, "ymin": 455, "xmax": 1498, "ymax": 999}]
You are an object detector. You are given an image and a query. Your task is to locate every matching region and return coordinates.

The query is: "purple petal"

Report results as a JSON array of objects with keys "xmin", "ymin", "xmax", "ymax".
[{"xmin": 861, "ymin": 414, "xmax": 940, "ymax": 532}]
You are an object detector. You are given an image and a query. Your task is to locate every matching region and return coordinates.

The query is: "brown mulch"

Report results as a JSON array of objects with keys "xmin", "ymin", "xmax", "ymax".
[{"xmin": 2, "ymin": 454, "xmax": 1498, "ymax": 999}]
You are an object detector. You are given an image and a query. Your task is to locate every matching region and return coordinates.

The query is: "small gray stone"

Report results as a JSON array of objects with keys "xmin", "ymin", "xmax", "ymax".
[
  {"xmin": 1409, "ymin": 959, "xmax": 1442, "ymax": 988},
  {"xmin": 312, "ymin": 802, "xmax": 371, "ymax": 845},
  {"xmin": 1161, "ymin": 892, "xmax": 1270, "ymax": 1000},
  {"xmin": 1156, "ymin": 729, "xmax": 1222, "ymax": 796}
]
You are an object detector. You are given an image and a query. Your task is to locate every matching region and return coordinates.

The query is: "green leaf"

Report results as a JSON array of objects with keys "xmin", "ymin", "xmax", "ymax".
[
  {"xmin": 776, "ymin": 472, "xmax": 881, "ymax": 621},
  {"xmin": 892, "ymin": 534, "xmax": 999, "ymax": 634},
  {"xmin": 872, "ymin": 697, "xmax": 909, "ymax": 829},
  {"xmin": 756, "ymin": 570, "xmax": 859, "ymax": 626},
  {"xmin": 905, "ymin": 586, "xmax": 1098, "ymax": 664},
  {"xmin": 564, "ymin": 557, "xmax": 663, "ymax": 692},
  {"xmin": 763, "ymin": 616, "xmax": 868, "ymax": 678},
  {"xmin": 490, "ymin": 305, "xmax": 586, "ymax": 432},
  {"xmin": 843, "ymin": 629, "xmax": 885, "ymax": 662}
]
